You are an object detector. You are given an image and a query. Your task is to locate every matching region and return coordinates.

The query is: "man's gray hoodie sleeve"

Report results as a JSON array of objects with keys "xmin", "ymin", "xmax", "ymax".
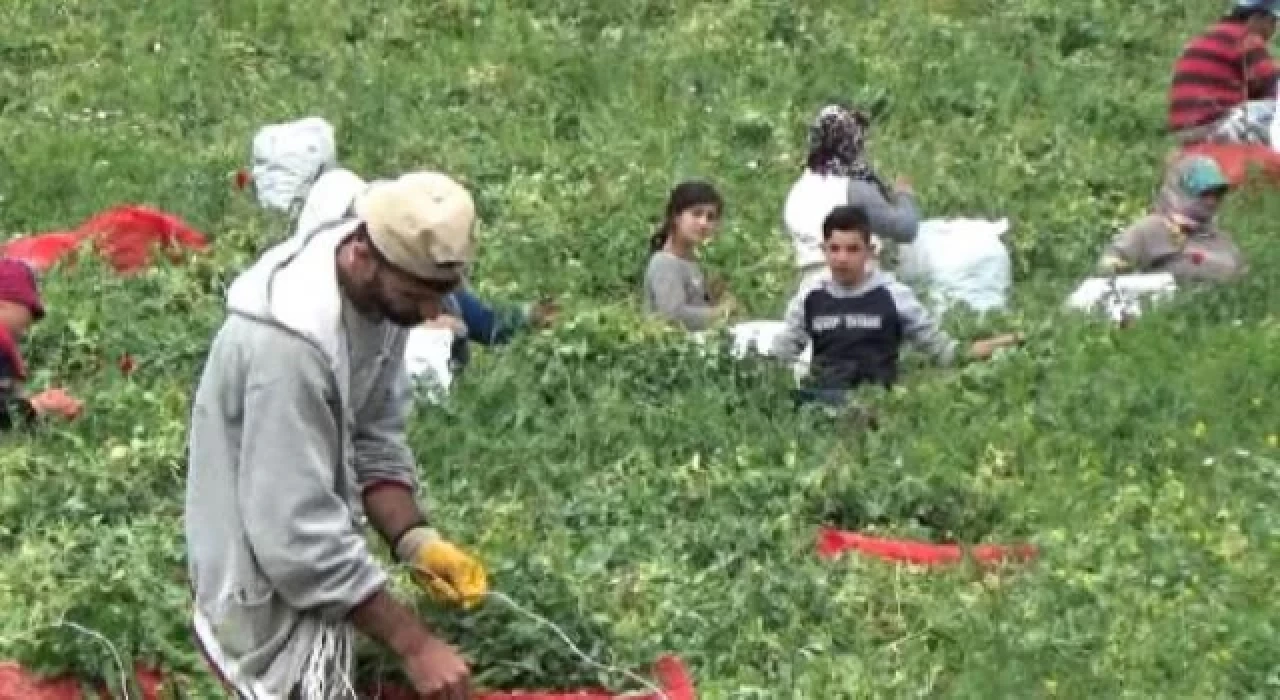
[
  {"xmin": 772, "ymin": 281, "xmax": 814, "ymax": 362},
  {"xmin": 353, "ymin": 333, "xmax": 419, "ymax": 493},
  {"xmin": 887, "ymin": 279, "xmax": 959, "ymax": 367},
  {"xmin": 847, "ymin": 180, "xmax": 920, "ymax": 243},
  {"xmin": 238, "ymin": 335, "xmax": 386, "ymax": 615}
]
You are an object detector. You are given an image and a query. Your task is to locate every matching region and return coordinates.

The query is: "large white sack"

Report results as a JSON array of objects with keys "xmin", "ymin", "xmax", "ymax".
[
  {"xmin": 250, "ymin": 116, "xmax": 338, "ymax": 215},
  {"xmin": 897, "ymin": 217, "xmax": 1012, "ymax": 314}
]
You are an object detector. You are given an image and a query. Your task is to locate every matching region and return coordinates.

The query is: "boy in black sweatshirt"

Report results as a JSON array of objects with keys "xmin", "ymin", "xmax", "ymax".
[{"xmin": 772, "ymin": 205, "xmax": 1020, "ymax": 406}]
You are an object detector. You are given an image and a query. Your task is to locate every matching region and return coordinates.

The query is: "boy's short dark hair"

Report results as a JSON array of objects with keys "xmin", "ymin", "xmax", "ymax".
[
  {"xmin": 822, "ymin": 205, "xmax": 872, "ymax": 243},
  {"xmin": 1226, "ymin": 3, "xmax": 1277, "ymax": 21}
]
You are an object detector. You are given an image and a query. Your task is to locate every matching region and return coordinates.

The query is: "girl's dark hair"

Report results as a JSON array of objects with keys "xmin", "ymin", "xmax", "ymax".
[{"xmin": 649, "ymin": 180, "xmax": 724, "ymax": 253}]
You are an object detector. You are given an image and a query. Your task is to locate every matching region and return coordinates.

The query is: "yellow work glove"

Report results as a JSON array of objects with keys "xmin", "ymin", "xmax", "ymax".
[{"xmin": 395, "ymin": 526, "xmax": 489, "ymax": 608}]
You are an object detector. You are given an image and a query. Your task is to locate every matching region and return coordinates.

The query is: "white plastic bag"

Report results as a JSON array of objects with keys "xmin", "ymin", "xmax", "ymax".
[
  {"xmin": 1066, "ymin": 272, "xmax": 1177, "ymax": 323},
  {"xmin": 727, "ymin": 320, "xmax": 813, "ymax": 384},
  {"xmin": 250, "ymin": 116, "xmax": 337, "ymax": 214},
  {"xmin": 897, "ymin": 218, "xmax": 1012, "ymax": 314},
  {"xmin": 728, "ymin": 320, "xmax": 783, "ymax": 359},
  {"xmin": 404, "ymin": 327, "xmax": 456, "ymax": 404}
]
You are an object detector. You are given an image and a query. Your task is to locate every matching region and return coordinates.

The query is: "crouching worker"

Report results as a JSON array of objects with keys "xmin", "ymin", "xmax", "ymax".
[
  {"xmin": 186, "ymin": 172, "xmax": 487, "ymax": 699},
  {"xmin": 772, "ymin": 206, "xmax": 1021, "ymax": 408},
  {"xmin": 0, "ymin": 258, "xmax": 82, "ymax": 430},
  {"xmin": 1098, "ymin": 155, "xmax": 1246, "ymax": 284},
  {"xmin": 424, "ymin": 287, "xmax": 559, "ymax": 374}
]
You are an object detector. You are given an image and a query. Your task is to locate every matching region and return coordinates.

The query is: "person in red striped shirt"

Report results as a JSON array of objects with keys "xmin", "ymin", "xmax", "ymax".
[{"xmin": 1169, "ymin": 0, "xmax": 1280, "ymax": 146}]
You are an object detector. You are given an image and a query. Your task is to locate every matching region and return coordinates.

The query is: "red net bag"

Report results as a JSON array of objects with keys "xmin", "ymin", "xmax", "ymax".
[{"xmin": 75, "ymin": 205, "xmax": 209, "ymax": 274}]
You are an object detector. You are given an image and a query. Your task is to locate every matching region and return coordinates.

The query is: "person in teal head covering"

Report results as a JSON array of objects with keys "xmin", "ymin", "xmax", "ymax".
[{"xmin": 1098, "ymin": 154, "xmax": 1247, "ymax": 283}]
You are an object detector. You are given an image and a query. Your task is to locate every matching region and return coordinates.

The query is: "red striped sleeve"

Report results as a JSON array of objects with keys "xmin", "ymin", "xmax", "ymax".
[{"xmin": 1169, "ymin": 22, "xmax": 1252, "ymax": 130}]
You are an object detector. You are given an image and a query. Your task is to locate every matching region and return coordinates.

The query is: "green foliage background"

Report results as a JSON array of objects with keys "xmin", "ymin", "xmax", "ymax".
[{"xmin": 1, "ymin": 0, "xmax": 1279, "ymax": 697}]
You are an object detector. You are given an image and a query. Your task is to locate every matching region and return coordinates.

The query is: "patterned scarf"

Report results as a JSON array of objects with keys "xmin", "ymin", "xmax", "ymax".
[
  {"xmin": 807, "ymin": 103, "xmax": 896, "ymax": 203},
  {"xmin": 807, "ymin": 105, "xmax": 876, "ymax": 178},
  {"xmin": 1153, "ymin": 155, "xmax": 1227, "ymax": 237}
]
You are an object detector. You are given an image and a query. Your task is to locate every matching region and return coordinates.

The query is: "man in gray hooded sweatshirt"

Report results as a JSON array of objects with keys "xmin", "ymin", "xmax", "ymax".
[{"xmin": 186, "ymin": 171, "xmax": 488, "ymax": 699}]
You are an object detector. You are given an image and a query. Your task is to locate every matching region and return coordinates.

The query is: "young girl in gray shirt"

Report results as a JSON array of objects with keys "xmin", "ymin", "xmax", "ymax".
[{"xmin": 643, "ymin": 181, "xmax": 737, "ymax": 331}]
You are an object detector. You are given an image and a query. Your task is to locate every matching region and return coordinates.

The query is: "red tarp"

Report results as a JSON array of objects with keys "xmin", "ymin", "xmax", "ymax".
[
  {"xmin": 817, "ymin": 527, "xmax": 1038, "ymax": 568},
  {"xmin": 0, "ymin": 656, "xmax": 695, "ymax": 700},
  {"xmin": 1, "ymin": 205, "xmax": 208, "ymax": 275},
  {"xmin": 0, "ymin": 233, "xmax": 83, "ymax": 273},
  {"xmin": 368, "ymin": 655, "xmax": 694, "ymax": 700},
  {"xmin": 0, "ymin": 663, "xmax": 164, "ymax": 700},
  {"xmin": 1181, "ymin": 143, "xmax": 1280, "ymax": 187}
]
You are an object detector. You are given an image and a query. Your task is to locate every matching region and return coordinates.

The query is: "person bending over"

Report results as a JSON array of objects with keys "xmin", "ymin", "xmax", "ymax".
[
  {"xmin": 187, "ymin": 172, "xmax": 488, "ymax": 699},
  {"xmin": 1098, "ymin": 154, "xmax": 1246, "ymax": 283},
  {"xmin": 0, "ymin": 258, "xmax": 82, "ymax": 430}
]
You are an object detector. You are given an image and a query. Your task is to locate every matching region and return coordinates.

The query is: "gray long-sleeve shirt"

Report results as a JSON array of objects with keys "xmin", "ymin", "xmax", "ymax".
[
  {"xmin": 643, "ymin": 250, "xmax": 717, "ymax": 331},
  {"xmin": 852, "ymin": 180, "xmax": 920, "ymax": 243}
]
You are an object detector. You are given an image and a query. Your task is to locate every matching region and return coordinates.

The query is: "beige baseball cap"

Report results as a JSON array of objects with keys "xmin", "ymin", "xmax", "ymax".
[{"xmin": 353, "ymin": 171, "xmax": 476, "ymax": 281}]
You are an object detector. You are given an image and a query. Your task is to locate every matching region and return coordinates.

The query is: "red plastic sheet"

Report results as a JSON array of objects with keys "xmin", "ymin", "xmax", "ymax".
[
  {"xmin": 0, "ymin": 233, "xmax": 83, "ymax": 273},
  {"xmin": 817, "ymin": 527, "xmax": 1038, "ymax": 568},
  {"xmin": 367, "ymin": 655, "xmax": 695, "ymax": 700},
  {"xmin": 0, "ymin": 656, "xmax": 695, "ymax": 700},
  {"xmin": 77, "ymin": 206, "xmax": 209, "ymax": 274},
  {"xmin": 1181, "ymin": 143, "xmax": 1280, "ymax": 187},
  {"xmin": 1, "ymin": 205, "xmax": 209, "ymax": 275},
  {"xmin": 0, "ymin": 662, "xmax": 164, "ymax": 700}
]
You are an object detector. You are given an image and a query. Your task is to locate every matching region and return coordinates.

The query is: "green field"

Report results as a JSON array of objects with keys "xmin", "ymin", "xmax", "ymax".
[{"xmin": 3, "ymin": 0, "xmax": 1280, "ymax": 697}]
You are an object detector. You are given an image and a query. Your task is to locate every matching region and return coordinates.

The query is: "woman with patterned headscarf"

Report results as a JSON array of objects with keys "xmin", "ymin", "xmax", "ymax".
[
  {"xmin": 1098, "ymin": 154, "xmax": 1247, "ymax": 283},
  {"xmin": 782, "ymin": 103, "xmax": 921, "ymax": 289}
]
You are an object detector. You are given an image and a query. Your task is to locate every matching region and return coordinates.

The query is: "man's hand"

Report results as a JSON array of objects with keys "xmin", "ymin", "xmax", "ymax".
[
  {"xmin": 28, "ymin": 388, "xmax": 83, "ymax": 420},
  {"xmin": 968, "ymin": 332, "xmax": 1024, "ymax": 361},
  {"xmin": 402, "ymin": 635, "xmax": 472, "ymax": 700},
  {"xmin": 396, "ymin": 527, "xmax": 489, "ymax": 608},
  {"xmin": 350, "ymin": 588, "xmax": 472, "ymax": 700},
  {"xmin": 894, "ymin": 175, "xmax": 915, "ymax": 197}
]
